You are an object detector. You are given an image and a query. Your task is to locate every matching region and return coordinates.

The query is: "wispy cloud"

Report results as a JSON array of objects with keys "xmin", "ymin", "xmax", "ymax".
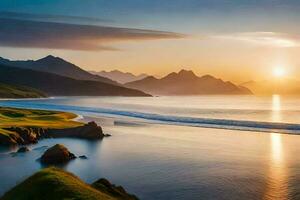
[
  {"xmin": 0, "ymin": 18, "xmax": 184, "ymax": 51},
  {"xmin": 0, "ymin": 11, "xmax": 111, "ymax": 25},
  {"xmin": 212, "ymin": 32, "xmax": 300, "ymax": 48}
]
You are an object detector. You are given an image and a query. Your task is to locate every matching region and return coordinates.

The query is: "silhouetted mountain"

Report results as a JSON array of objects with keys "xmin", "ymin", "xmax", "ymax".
[
  {"xmin": 0, "ymin": 64, "xmax": 150, "ymax": 96},
  {"xmin": 125, "ymin": 69, "xmax": 252, "ymax": 95},
  {"xmin": 90, "ymin": 70, "xmax": 148, "ymax": 84},
  {"xmin": 0, "ymin": 55, "xmax": 119, "ymax": 85}
]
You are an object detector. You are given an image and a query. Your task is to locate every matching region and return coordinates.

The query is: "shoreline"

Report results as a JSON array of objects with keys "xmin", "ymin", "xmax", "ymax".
[
  {"xmin": 1, "ymin": 100, "xmax": 300, "ymax": 135},
  {"xmin": 0, "ymin": 103, "xmax": 299, "ymax": 200}
]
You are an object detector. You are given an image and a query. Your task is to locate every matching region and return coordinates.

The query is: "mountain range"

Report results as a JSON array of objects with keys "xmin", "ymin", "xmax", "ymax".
[
  {"xmin": 0, "ymin": 55, "xmax": 253, "ymax": 97},
  {"xmin": 90, "ymin": 70, "xmax": 148, "ymax": 84},
  {"xmin": 0, "ymin": 55, "xmax": 119, "ymax": 85},
  {"xmin": 125, "ymin": 70, "xmax": 252, "ymax": 95},
  {"xmin": 0, "ymin": 64, "xmax": 149, "ymax": 96}
]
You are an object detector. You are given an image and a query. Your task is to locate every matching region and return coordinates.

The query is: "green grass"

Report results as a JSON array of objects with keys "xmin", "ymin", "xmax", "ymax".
[
  {"xmin": 1, "ymin": 167, "xmax": 118, "ymax": 200},
  {"xmin": 0, "ymin": 107, "xmax": 82, "ymax": 129},
  {"xmin": 0, "ymin": 107, "xmax": 83, "ymax": 144},
  {"xmin": 0, "ymin": 83, "xmax": 46, "ymax": 98}
]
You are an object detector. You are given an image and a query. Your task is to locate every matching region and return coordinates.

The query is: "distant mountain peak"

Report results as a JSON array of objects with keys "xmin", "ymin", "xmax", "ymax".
[
  {"xmin": 0, "ymin": 55, "xmax": 119, "ymax": 85},
  {"xmin": 44, "ymin": 55, "xmax": 56, "ymax": 59},
  {"xmin": 125, "ymin": 69, "xmax": 252, "ymax": 95},
  {"xmin": 178, "ymin": 69, "xmax": 195, "ymax": 76},
  {"xmin": 38, "ymin": 55, "xmax": 64, "ymax": 62},
  {"xmin": 111, "ymin": 69, "xmax": 122, "ymax": 73},
  {"xmin": 144, "ymin": 75, "xmax": 158, "ymax": 81},
  {"xmin": 90, "ymin": 70, "xmax": 149, "ymax": 84},
  {"xmin": 164, "ymin": 69, "xmax": 197, "ymax": 80},
  {"xmin": 178, "ymin": 69, "xmax": 195, "ymax": 75},
  {"xmin": 201, "ymin": 74, "xmax": 215, "ymax": 80}
]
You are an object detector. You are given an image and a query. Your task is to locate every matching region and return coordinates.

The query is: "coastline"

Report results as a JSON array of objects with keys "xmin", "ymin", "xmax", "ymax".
[
  {"xmin": 0, "ymin": 102, "xmax": 299, "ymax": 199},
  {"xmin": 0, "ymin": 106, "xmax": 138, "ymax": 200},
  {"xmin": 2, "ymin": 98, "xmax": 300, "ymax": 135}
]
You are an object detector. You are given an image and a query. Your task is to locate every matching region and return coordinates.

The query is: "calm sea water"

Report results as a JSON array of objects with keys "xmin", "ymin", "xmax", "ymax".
[{"xmin": 1, "ymin": 95, "xmax": 300, "ymax": 199}]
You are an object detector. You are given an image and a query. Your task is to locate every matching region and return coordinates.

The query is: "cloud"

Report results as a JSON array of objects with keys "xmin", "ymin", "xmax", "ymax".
[
  {"xmin": 212, "ymin": 32, "xmax": 300, "ymax": 48},
  {"xmin": 0, "ymin": 11, "xmax": 112, "ymax": 25},
  {"xmin": 0, "ymin": 18, "xmax": 184, "ymax": 51}
]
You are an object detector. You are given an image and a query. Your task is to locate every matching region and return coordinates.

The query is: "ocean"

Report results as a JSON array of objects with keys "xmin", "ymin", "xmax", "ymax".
[{"xmin": 0, "ymin": 95, "xmax": 300, "ymax": 199}]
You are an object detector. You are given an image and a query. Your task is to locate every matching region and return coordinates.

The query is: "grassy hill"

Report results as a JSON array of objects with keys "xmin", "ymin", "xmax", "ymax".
[
  {"xmin": 1, "ymin": 167, "xmax": 138, "ymax": 200},
  {"xmin": 0, "ymin": 83, "xmax": 46, "ymax": 98}
]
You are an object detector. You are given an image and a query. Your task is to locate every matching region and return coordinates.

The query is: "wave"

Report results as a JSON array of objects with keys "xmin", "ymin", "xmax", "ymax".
[{"xmin": 2, "ymin": 101, "xmax": 300, "ymax": 134}]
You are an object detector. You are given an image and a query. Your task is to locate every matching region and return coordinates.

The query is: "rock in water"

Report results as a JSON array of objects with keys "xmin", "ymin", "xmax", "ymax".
[
  {"xmin": 79, "ymin": 155, "xmax": 88, "ymax": 159},
  {"xmin": 40, "ymin": 144, "xmax": 76, "ymax": 164},
  {"xmin": 47, "ymin": 121, "xmax": 105, "ymax": 140},
  {"xmin": 17, "ymin": 147, "xmax": 30, "ymax": 153},
  {"xmin": 92, "ymin": 178, "xmax": 139, "ymax": 200}
]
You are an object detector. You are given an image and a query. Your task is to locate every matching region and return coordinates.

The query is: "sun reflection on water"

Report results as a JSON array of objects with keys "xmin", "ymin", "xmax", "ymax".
[
  {"xmin": 271, "ymin": 133, "xmax": 283, "ymax": 163},
  {"xmin": 271, "ymin": 95, "xmax": 281, "ymax": 122},
  {"xmin": 264, "ymin": 133, "xmax": 288, "ymax": 200}
]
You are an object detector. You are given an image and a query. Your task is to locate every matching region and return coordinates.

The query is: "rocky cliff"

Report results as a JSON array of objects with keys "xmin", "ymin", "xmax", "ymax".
[{"xmin": 0, "ymin": 121, "xmax": 106, "ymax": 146}]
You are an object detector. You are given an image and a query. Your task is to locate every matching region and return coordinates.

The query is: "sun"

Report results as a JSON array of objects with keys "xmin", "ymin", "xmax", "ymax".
[{"xmin": 273, "ymin": 67, "xmax": 286, "ymax": 77}]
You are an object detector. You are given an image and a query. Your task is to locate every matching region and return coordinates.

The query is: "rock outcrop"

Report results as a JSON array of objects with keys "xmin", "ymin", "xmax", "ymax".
[
  {"xmin": 17, "ymin": 147, "xmax": 30, "ymax": 153},
  {"xmin": 0, "ymin": 121, "xmax": 106, "ymax": 146},
  {"xmin": 5, "ymin": 127, "xmax": 44, "ymax": 144},
  {"xmin": 92, "ymin": 178, "xmax": 139, "ymax": 200},
  {"xmin": 0, "ymin": 133, "xmax": 22, "ymax": 146},
  {"xmin": 79, "ymin": 155, "xmax": 88, "ymax": 159},
  {"xmin": 40, "ymin": 144, "xmax": 76, "ymax": 164},
  {"xmin": 46, "ymin": 121, "xmax": 105, "ymax": 140}
]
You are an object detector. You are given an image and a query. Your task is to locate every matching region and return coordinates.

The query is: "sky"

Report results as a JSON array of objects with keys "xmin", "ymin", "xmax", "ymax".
[{"xmin": 1, "ymin": 0, "xmax": 300, "ymax": 83}]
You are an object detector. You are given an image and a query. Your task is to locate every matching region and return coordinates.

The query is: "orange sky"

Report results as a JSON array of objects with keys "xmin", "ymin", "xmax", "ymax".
[
  {"xmin": 1, "ymin": 1, "xmax": 300, "ymax": 84},
  {"xmin": 2, "ymin": 33, "xmax": 299, "ymax": 84}
]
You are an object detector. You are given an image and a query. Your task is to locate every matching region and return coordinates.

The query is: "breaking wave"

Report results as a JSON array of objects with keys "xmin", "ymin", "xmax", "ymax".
[{"xmin": 1, "ymin": 100, "xmax": 300, "ymax": 134}]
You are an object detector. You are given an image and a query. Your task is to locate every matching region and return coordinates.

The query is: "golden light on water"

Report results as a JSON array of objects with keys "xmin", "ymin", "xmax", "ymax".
[
  {"xmin": 272, "ymin": 95, "xmax": 281, "ymax": 111},
  {"xmin": 264, "ymin": 95, "xmax": 288, "ymax": 199},
  {"xmin": 271, "ymin": 95, "xmax": 281, "ymax": 122},
  {"xmin": 264, "ymin": 133, "xmax": 288, "ymax": 200},
  {"xmin": 271, "ymin": 133, "xmax": 283, "ymax": 163}
]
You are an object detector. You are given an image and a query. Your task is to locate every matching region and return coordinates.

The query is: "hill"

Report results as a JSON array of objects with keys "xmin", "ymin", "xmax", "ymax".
[
  {"xmin": 0, "ymin": 64, "xmax": 150, "ymax": 96},
  {"xmin": 125, "ymin": 69, "xmax": 252, "ymax": 95},
  {"xmin": 1, "ymin": 167, "xmax": 138, "ymax": 200},
  {"xmin": 0, "ymin": 55, "xmax": 119, "ymax": 85},
  {"xmin": 90, "ymin": 70, "xmax": 148, "ymax": 84},
  {"xmin": 0, "ymin": 83, "xmax": 46, "ymax": 98}
]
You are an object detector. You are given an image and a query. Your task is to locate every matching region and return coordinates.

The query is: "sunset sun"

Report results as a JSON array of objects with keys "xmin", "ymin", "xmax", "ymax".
[{"xmin": 273, "ymin": 67, "xmax": 286, "ymax": 77}]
